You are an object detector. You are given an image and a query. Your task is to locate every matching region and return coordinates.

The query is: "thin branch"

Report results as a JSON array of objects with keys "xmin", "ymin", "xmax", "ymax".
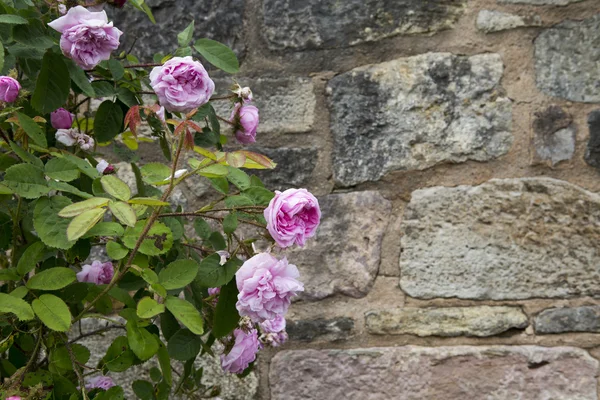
[
  {"xmin": 181, "ymin": 243, "xmax": 213, "ymax": 254},
  {"xmin": 210, "ymin": 94, "xmax": 236, "ymax": 101},
  {"xmin": 124, "ymin": 63, "xmax": 162, "ymax": 69},
  {"xmin": 66, "ymin": 342, "xmax": 89, "ymax": 400},
  {"xmin": 68, "ymin": 325, "xmax": 126, "ymax": 344},
  {"xmin": 158, "ymin": 212, "xmax": 266, "ymax": 229},
  {"xmin": 216, "ymin": 115, "xmax": 235, "ymax": 126}
]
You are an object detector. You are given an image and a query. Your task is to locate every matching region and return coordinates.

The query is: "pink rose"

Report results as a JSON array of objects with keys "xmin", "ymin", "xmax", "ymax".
[
  {"xmin": 86, "ymin": 375, "xmax": 115, "ymax": 390},
  {"xmin": 220, "ymin": 329, "xmax": 260, "ymax": 374},
  {"xmin": 51, "ymin": 108, "xmax": 75, "ymax": 129},
  {"xmin": 236, "ymin": 253, "xmax": 303, "ymax": 322},
  {"xmin": 0, "ymin": 76, "xmax": 21, "ymax": 103},
  {"xmin": 260, "ymin": 315, "xmax": 286, "ymax": 333},
  {"xmin": 6, "ymin": 397, "xmax": 21, "ymax": 400},
  {"xmin": 149, "ymin": 57, "xmax": 215, "ymax": 113},
  {"xmin": 259, "ymin": 315, "xmax": 288, "ymax": 347},
  {"xmin": 208, "ymin": 287, "xmax": 220, "ymax": 296},
  {"xmin": 230, "ymin": 104, "xmax": 259, "ymax": 144},
  {"xmin": 264, "ymin": 188, "xmax": 321, "ymax": 248},
  {"xmin": 77, "ymin": 260, "xmax": 114, "ymax": 285},
  {"xmin": 48, "ymin": 6, "xmax": 122, "ymax": 69}
]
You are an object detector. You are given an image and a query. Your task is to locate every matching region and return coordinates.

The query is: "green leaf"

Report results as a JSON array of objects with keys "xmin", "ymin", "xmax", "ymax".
[
  {"xmin": 34, "ymin": 196, "xmax": 76, "ymax": 250},
  {"xmin": 140, "ymin": 268, "xmax": 159, "ymax": 285},
  {"xmin": 58, "ymin": 197, "xmax": 109, "ymax": 218},
  {"xmin": 91, "ymin": 80, "xmax": 115, "ymax": 97},
  {"xmin": 158, "ymin": 260, "xmax": 199, "ymax": 290},
  {"xmin": 212, "ymin": 279, "xmax": 239, "ymax": 338},
  {"xmin": 48, "ymin": 180, "xmax": 93, "ymax": 199},
  {"xmin": 177, "ymin": 20, "xmax": 195, "ymax": 47},
  {"xmin": 209, "ymin": 177, "xmax": 229, "ymax": 194},
  {"xmin": 27, "ymin": 267, "xmax": 76, "ymax": 290},
  {"xmin": 0, "ymin": 14, "xmax": 28, "ymax": 24},
  {"xmin": 129, "ymin": 0, "xmax": 155, "ymax": 23},
  {"xmin": 16, "ymin": 241, "xmax": 45, "ymax": 276},
  {"xmin": 132, "ymin": 380, "xmax": 154, "ymax": 400},
  {"xmin": 0, "ymin": 268, "xmax": 20, "ymax": 281},
  {"xmin": 126, "ymin": 321, "xmax": 159, "ymax": 361},
  {"xmin": 224, "ymin": 194, "xmax": 254, "ymax": 208},
  {"xmin": 208, "ymin": 231, "xmax": 226, "ymax": 251},
  {"xmin": 65, "ymin": 59, "xmax": 95, "ymax": 97},
  {"xmin": 102, "ymin": 175, "xmax": 131, "ymax": 201},
  {"xmin": 160, "ymin": 310, "xmax": 180, "ymax": 341},
  {"xmin": 0, "ymin": 42, "xmax": 3, "ymax": 73},
  {"xmin": 165, "ymin": 297, "xmax": 203, "ymax": 335},
  {"xmin": 13, "ymin": 20, "xmax": 54, "ymax": 48},
  {"xmin": 223, "ymin": 212, "xmax": 238, "ymax": 235},
  {"xmin": 3, "ymin": 163, "xmax": 49, "ymax": 198},
  {"xmin": 244, "ymin": 187, "xmax": 275, "ymax": 206},
  {"xmin": 61, "ymin": 153, "xmax": 100, "ymax": 179},
  {"xmin": 227, "ymin": 167, "xmax": 251, "ymax": 190},
  {"xmin": 32, "ymin": 294, "xmax": 71, "ymax": 332},
  {"xmin": 137, "ymin": 296, "xmax": 165, "ymax": 319},
  {"xmin": 50, "ymin": 344, "xmax": 90, "ymax": 370},
  {"xmin": 106, "ymin": 240, "xmax": 129, "ymax": 260},
  {"xmin": 193, "ymin": 38, "xmax": 239, "ymax": 74},
  {"xmin": 17, "ymin": 112, "xmax": 46, "ymax": 148},
  {"xmin": 195, "ymin": 254, "xmax": 240, "ymax": 287},
  {"xmin": 197, "ymin": 163, "xmax": 228, "ymax": 178},
  {"xmin": 128, "ymin": 197, "xmax": 169, "ymax": 206},
  {"xmin": 109, "ymin": 201, "xmax": 137, "ymax": 227},
  {"xmin": 167, "ymin": 329, "xmax": 201, "ymax": 361},
  {"xmin": 0, "ymin": 292, "xmax": 34, "ymax": 320},
  {"xmin": 140, "ymin": 163, "xmax": 171, "ymax": 185},
  {"xmin": 31, "ymin": 52, "xmax": 70, "ymax": 114},
  {"xmin": 95, "ymin": 100, "xmax": 124, "ymax": 143},
  {"xmin": 193, "ymin": 219, "xmax": 212, "ymax": 240},
  {"xmin": 123, "ymin": 221, "xmax": 173, "ymax": 256},
  {"xmin": 83, "ymin": 222, "xmax": 125, "ymax": 238},
  {"xmin": 9, "ymin": 140, "xmax": 43, "ymax": 168},
  {"xmin": 67, "ymin": 207, "xmax": 106, "ymax": 241},
  {"xmin": 10, "ymin": 286, "xmax": 29, "ymax": 299},
  {"xmin": 108, "ymin": 58, "xmax": 125, "ymax": 80},
  {"xmin": 101, "ymin": 336, "xmax": 137, "ymax": 372},
  {"xmin": 45, "ymin": 158, "xmax": 80, "ymax": 182},
  {"xmin": 116, "ymin": 87, "xmax": 139, "ymax": 108},
  {"xmin": 157, "ymin": 340, "xmax": 172, "ymax": 385}
]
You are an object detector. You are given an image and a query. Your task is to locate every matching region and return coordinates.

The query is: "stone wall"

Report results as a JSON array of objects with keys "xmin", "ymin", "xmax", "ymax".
[{"xmin": 107, "ymin": 0, "xmax": 600, "ymax": 398}]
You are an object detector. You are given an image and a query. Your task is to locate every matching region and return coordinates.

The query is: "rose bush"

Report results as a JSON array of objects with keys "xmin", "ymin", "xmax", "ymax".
[{"xmin": 0, "ymin": 1, "xmax": 320, "ymax": 399}]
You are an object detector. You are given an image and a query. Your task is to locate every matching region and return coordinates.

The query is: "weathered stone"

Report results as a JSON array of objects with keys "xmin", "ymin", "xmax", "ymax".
[
  {"xmin": 285, "ymin": 191, "xmax": 391, "ymax": 300},
  {"xmin": 213, "ymin": 77, "xmax": 316, "ymax": 134},
  {"xmin": 263, "ymin": 0, "xmax": 466, "ymax": 51},
  {"xmin": 365, "ymin": 306, "xmax": 528, "ymax": 337},
  {"xmin": 287, "ymin": 318, "xmax": 354, "ymax": 342},
  {"xmin": 400, "ymin": 178, "xmax": 600, "ymax": 300},
  {"xmin": 108, "ymin": 0, "xmax": 245, "ymax": 61},
  {"xmin": 532, "ymin": 105, "xmax": 575, "ymax": 166},
  {"xmin": 71, "ymin": 318, "xmax": 258, "ymax": 399},
  {"xmin": 270, "ymin": 346, "xmax": 599, "ymax": 400},
  {"xmin": 535, "ymin": 14, "xmax": 600, "ymax": 102},
  {"xmin": 329, "ymin": 53, "xmax": 513, "ymax": 186},
  {"xmin": 584, "ymin": 110, "xmax": 600, "ymax": 169},
  {"xmin": 535, "ymin": 306, "xmax": 600, "ymax": 334},
  {"xmin": 246, "ymin": 147, "xmax": 317, "ymax": 190},
  {"xmin": 499, "ymin": 0, "xmax": 583, "ymax": 4},
  {"xmin": 476, "ymin": 10, "xmax": 541, "ymax": 33}
]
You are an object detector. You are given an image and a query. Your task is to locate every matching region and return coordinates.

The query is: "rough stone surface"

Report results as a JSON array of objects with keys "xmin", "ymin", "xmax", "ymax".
[
  {"xmin": 108, "ymin": 0, "xmax": 245, "ymax": 61},
  {"xmin": 246, "ymin": 147, "xmax": 317, "ymax": 190},
  {"xmin": 400, "ymin": 178, "xmax": 600, "ymax": 300},
  {"xmin": 287, "ymin": 318, "xmax": 354, "ymax": 342},
  {"xmin": 262, "ymin": 0, "xmax": 466, "ymax": 51},
  {"xmin": 365, "ymin": 306, "xmax": 528, "ymax": 337},
  {"xmin": 270, "ymin": 346, "xmax": 599, "ymax": 400},
  {"xmin": 535, "ymin": 14, "xmax": 600, "ymax": 102},
  {"xmin": 499, "ymin": 0, "xmax": 583, "ymax": 4},
  {"xmin": 329, "ymin": 53, "xmax": 513, "ymax": 186},
  {"xmin": 476, "ymin": 10, "xmax": 541, "ymax": 33},
  {"xmin": 285, "ymin": 191, "xmax": 391, "ymax": 300},
  {"xmin": 584, "ymin": 110, "xmax": 600, "ymax": 169},
  {"xmin": 535, "ymin": 306, "xmax": 600, "ymax": 334},
  {"xmin": 213, "ymin": 77, "xmax": 316, "ymax": 135},
  {"xmin": 532, "ymin": 105, "xmax": 575, "ymax": 166},
  {"xmin": 71, "ymin": 318, "xmax": 258, "ymax": 399}
]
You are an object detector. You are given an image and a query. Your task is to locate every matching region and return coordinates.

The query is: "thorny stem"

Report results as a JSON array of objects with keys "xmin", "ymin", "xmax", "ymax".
[
  {"xmin": 66, "ymin": 342, "xmax": 89, "ymax": 400},
  {"xmin": 124, "ymin": 63, "xmax": 162, "ymax": 69},
  {"xmin": 158, "ymin": 212, "xmax": 266, "ymax": 229},
  {"xmin": 216, "ymin": 115, "xmax": 235, "ymax": 126},
  {"xmin": 210, "ymin": 94, "xmax": 236, "ymax": 101},
  {"xmin": 68, "ymin": 325, "xmax": 126, "ymax": 344}
]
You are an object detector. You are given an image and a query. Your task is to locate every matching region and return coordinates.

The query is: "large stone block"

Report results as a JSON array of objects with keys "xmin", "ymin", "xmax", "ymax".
[
  {"xmin": 108, "ymin": 0, "xmax": 245, "ymax": 61},
  {"xmin": 329, "ymin": 53, "xmax": 513, "ymax": 186},
  {"xmin": 270, "ymin": 346, "xmax": 599, "ymax": 400},
  {"xmin": 287, "ymin": 318, "xmax": 354, "ymax": 342},
  {"xmin": 286, "ymin": 191, "xmax": 391, "ymax": 300},
  {"xmin": 532, "ymin": 105, "xmax": 575, "ymax": 166},
  {"xmin": 262, "ymin": 0, "xmax": 466, "ymax": 51},
  {"xmin": 499, "ymin": 0, "xmax": 583, "ymax": 4},
  {"xmin": 400, "ymin": 178, "xmax": 600, "ymax": 300},
  {"xmin": 365, "ymin": 306, "xmax": 528, "ymax": 337},
  {"xmin": 584, "ymin": 110, "xmax": 600, "ymax": 169},
  {"xmin": 535, "ymin": 306, "xmax": 600, "ymax": 334},
  {"xmin": 246, "ymin": 147, "xmax": 317, "ymax": 190},
  {"xmin": 535, "ymin": 14, "xmax": 600, "ymax": 102},
  {"xmin": 476, "ymin": 10, "xmax": 541, "ymax": 33}
]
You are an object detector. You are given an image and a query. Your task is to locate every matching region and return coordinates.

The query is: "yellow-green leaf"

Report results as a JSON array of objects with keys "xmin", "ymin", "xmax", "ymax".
[
  {"xmin": 108, "ymin": 201, "xmax": 136, "ymax": 227},
  {"xmin": 67, "ymin": 208, "xmax": 106, "ymax": 241},
  {"xmin": 58, "ymin": 197, "xmax": 109, "ymax": 217},
  {"xmin": 32, "ymin": 294, "xmax": 71, "ymax": 332},
  {"xmin": 137, "ymin": 297, "xmax": 165, "ymax": 319},
  {"xmin": 101, "ymin": 175, "xmax": 132, "ymax": 201},
  {"xmin": 165, "ymin": 297, "xmax": 203, "ymax": 335},
  {"xmin": 27, "ymin": 267, "xmax": 76, "ymax": 290}
]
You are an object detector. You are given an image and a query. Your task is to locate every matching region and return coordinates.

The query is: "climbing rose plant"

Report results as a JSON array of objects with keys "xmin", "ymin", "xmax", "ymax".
[{"xmin": 0, "ymin": 1, "xmax": 321, "ymax": 399}]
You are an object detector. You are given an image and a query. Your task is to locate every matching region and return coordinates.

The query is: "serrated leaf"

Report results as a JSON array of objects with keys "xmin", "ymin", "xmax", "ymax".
[
  {"xmin": 212, "ymin": 279, "xmax": 239, "ymax": 338},
  {"xmin": 45, "ymin": 158, "xmax": 79, "ymax": 182},
  {"xmin": 48, "ymin": 180, "xmax": 93, "ymax": 199},
  {"xmin": 101, "ymin": 336, "xmax": 136, "ymax": 372},
  {"xmin": 9, "ymin": 141, "xmax": 43, "ymax": 168},
  {"xmin": 193, "ymin": 38, "xmax": 239, "ymax": 74},
  {"xmin": 31, "ymin": 52, "xmax": 70, "ymax": 114},
  {"xmin": 16, "ymin": 241, "xmax": 45, "ymax": 276},
  {"xmin": 101, "ymin": 175, "xmax": 131, "ymax": 201},
  {"xmin": 197, "ymin": 163, "xmax": 229, "ymax": 178},
  {"xmin": 0, "ymin": 268, "xmax": 19, "ymax": 281},
  {"xmin": 158, "ymin": 260, "xmax": 199, "ymax": 290},
  {"xmin": 165, "ymin": 297, "xmax": 203, "ymax": 335},
  {"xmin": 127, "ymin": 197, "xmax": 169, "ymax": 206},
  {"xmin": 83, "ymin": 222, "xmax": 125, "ymax": 238},
  {"xmin": 108, "ymin": 58, "xmax": 125, "ymax": 80},
  {"xmin": 67, "ymin": 208, "xmax": 106, "ymax": 241},
  {"xmin": 140, "ymin": 163, "xmax": 171, "ymax": 185},
  {"xmin": 106, "ymin": 240, "xmax": 128, "ymax": 260},
  {"xmin": 61, "ymin": 153, "xmax": 100, "ymax": 179},
  {"xmin": 0, "ymin": 14, "xmax": 28, "ymax": 24},
  {"xmin": 0, "ymin": 293, "xmax": 34, "ymax": 320},
  {"xmin": 195, "ymin": 254, "xmax": 241, "ymax": 287},
  {"xmin": 227, "ymin": 167, "xmax": 251, "ymax": 190},
  {"xmin": 95, "ymin": 100, "xmax": 124, "ymax": 143},
  {"xmin": 223, "ymin": 213, "xmax": 238, "ymax": 234},
  {"xmin": 177, "ymin": 20, "xmax": 195, "ymax": 47},
  {"xmin": 167, "ymin": 329, "xmax": 201, "ymax": 361},
  {"xmin": 17, "ymin": 112, "xmax": 46, "ymax": 148},
  {"xmin": 126, "ymin": 320, "xmax": 159, "ymax": 361},
  {"xmin": 32, "ymin": 294, "xmax": 71, "ymax": 331},
  {"xmin": 58, "ymin": 197, "xmax": 109, "ymax": 217},
  {"xmin": 123, "ymin": 220, "xmax": 173, "ymax": 256},
  {"xmin": 137, "ymin": 296, "xmax": 165, "ymax": 319},
  {"xmin": 109, "ymin": 201, "xmax": 137, "ymax": 227},
  {"xmin": 3, "ymin": 163, "xmax": 49, "ymax": 198},
  {"xmin": 34, "ymin": 196, "xmax": 76, "ymax": 250},
  {"xmin": 65, "ymin": 59, "xmax": 95, "ymax": 97},
  {"xmin": 27, "ymin": 267, "xmax": 76, "ymax": 290}
]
